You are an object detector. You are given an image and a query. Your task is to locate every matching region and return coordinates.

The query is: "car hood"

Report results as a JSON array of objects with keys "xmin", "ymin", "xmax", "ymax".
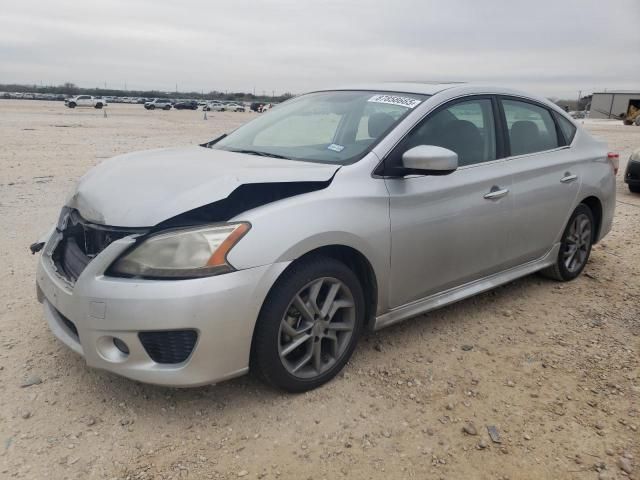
[{"xmin": 66, "ymin": 146, "xmax": 340, "ymax": 227}]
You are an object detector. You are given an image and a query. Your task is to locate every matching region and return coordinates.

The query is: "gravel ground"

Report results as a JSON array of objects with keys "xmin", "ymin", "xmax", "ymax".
[{"xmin": 0, "ymin": 101, "xmax": 638, "ymax": 480}]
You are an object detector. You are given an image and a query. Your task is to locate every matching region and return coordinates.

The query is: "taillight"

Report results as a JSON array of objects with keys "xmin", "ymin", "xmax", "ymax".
[{"xmin": 607, "ymin": 152, "xmax": 619, "ymax": 175}]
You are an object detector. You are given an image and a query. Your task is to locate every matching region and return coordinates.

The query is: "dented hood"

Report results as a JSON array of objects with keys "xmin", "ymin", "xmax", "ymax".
[{"xmin": 66, "ymin": 146, "xmax": 339, "ymax": 227}]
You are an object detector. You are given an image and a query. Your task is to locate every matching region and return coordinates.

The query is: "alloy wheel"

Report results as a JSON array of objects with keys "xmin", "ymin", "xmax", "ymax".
[
  {"xmin": 563, "ymin": 213, "xmax": 592, "ymax": 273},
  {"xmin": 278, "ymin": 277, "xmax": 355, "ymax": 379}
]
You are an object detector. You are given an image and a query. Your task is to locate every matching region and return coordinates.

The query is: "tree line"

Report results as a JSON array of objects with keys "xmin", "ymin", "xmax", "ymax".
[{"xmin": 0, "ymin": 82, "xmax": 293, "ymax": 103}]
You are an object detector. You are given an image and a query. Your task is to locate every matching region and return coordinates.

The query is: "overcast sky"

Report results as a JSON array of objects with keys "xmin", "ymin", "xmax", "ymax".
[{"xmin": 1, "ymin": 0, "xmax": 639, "ymax": 98}]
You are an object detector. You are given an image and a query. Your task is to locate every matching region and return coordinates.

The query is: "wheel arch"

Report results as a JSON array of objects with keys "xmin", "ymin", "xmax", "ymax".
[
  {"xmin": 260, "ymin": 243, "xmax": 379, "ymax": 331},
  {"xmin": 579, "ymin": 195, "xmax": 603, "ymax": 243}
]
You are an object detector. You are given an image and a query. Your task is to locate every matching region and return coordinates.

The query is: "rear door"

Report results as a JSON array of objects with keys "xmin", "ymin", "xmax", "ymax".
[
  {"xmin": 499, "ymin": 97, "xmax": 580, "ymax": 264},
  {"xmin": 384, "ymin": 96, "xmax": 515, "ymax": 308}
]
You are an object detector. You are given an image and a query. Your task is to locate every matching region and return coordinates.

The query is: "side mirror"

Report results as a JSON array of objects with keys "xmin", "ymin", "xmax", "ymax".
[{"xmin": 401, "ymin": 145, "xmax": 458, "ymax": 175}]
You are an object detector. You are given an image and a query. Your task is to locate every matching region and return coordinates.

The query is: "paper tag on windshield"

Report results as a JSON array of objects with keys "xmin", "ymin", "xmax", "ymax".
[
  {"xmin": 368, "ymin": 94, "xmax": 421, "ymax": 109},
  {"xmin": 327, "ymin": 143, "xmax": 345, "ymax": 152}
]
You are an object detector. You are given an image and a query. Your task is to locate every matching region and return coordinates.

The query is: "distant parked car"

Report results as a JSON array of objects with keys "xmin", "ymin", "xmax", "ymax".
[
  {"xmin": 173, "ymin": 100, "xmax": 199, "ymax": 110},
  {"xmin": 144, "ymin": 99, "xmax": 172, "ymax": 110},
  {"xmin": 65, "ymin": 95, "xmax": 107, "ymax": 109},
  {"xmin": 203, "ymin": 102, "xmax": 226, "ymax": 112},
  {"xmin": 250, "ymin": 102, "xmax": 265, "ymax": 112},
  {"xmin": 226, "ymin": 103, "xmax": 246, "ymax": 112},
  {"xmin": 624, "ymin": 147, "xmax": 640, "ymax": 193}
]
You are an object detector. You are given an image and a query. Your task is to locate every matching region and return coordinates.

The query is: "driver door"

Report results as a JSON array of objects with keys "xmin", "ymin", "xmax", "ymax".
[{"xmin": 383, "ymin": 96, "xmax": 515, "ymax": 308}]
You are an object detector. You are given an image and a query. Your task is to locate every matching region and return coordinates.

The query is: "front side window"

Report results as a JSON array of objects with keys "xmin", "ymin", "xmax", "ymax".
[
  {"xmin": 502, "ymin": 99, "xmax": 559, "ymax": 155},
  {"xmin": 211, "ymin": 91, "xmax": 428, "ymax": 164},
  {"xmin": 389, "ymin": 98, "xmax": 497, "ymax": 168}
]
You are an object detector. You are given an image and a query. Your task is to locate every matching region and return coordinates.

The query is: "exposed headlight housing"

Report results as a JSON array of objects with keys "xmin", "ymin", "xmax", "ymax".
[{"xmin": 108, "ymin": 222, "xmax": 250, "ymax": 279}]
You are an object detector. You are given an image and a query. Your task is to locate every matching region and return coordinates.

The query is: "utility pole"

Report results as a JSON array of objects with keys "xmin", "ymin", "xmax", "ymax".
[{"xmin": 577, "ymin": 90, "xmax": 581, "ymax": 111}]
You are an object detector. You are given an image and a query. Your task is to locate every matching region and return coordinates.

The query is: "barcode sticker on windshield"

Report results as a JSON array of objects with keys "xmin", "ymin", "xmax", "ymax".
[{"xmin": 368, "ymin": 94, "xmax": 421, "ymax": 109}]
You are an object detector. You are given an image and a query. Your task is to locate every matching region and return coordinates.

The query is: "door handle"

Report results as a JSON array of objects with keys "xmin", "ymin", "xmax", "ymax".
[
  {"xmin": 560, "ymin": 173, "xmax": 578, "ymax": 183},
  {"xmin": 484, "ymin": 187, "xmax": 509, "ymax": 200}
]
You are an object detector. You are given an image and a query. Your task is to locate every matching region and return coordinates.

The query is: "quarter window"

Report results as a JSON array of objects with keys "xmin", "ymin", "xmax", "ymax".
[
  {"xmin": 553, "ymin": 112, "xmax": 577, "ymax": 145},
  {"xmin": 502, "ymin": 99, "xmax": 559, "ymax": 155},
  {"xmin": 392, "ymin": 98, "xmax": 497, "ymax": 167}
]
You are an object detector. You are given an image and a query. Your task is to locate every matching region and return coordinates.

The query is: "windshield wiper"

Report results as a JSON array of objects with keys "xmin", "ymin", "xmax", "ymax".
[
  {"xmin": 200, "ymin": 134, "xmax": 227, "ymax": 148},
  {"xmin": 230, "ymin": 149, "xmax": 291, "ymax": 160}
]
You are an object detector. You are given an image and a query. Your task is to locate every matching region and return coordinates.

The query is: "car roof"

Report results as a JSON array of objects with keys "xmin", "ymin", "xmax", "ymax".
[
  {"xmin": 320, "ymin": 82, "xmax": 465, "ymax": 95},
  {"xmin": 311, "ymin": 82, "xmax": 563, "ymax": 114}
]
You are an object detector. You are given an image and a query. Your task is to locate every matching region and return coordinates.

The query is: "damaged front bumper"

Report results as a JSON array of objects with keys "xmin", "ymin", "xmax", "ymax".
[{"xmin": 35, "ymin": 226, "xmax": 289, "ymax": 387}]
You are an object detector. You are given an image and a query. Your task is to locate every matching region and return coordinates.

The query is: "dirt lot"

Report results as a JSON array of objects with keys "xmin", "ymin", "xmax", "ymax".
[{"xmin": 0, "ymin": 100, "xmax": 638, "ymax": 480}]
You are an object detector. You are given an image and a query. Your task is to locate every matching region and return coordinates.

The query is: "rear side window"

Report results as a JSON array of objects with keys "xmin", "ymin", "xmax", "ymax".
[
  {"xmin": 553, "ymin": 112, "xmax": 577, "ymax": 144},
  {"xmin": 502, "ymin": 99, "xmax": 559, "ymax": 155}
]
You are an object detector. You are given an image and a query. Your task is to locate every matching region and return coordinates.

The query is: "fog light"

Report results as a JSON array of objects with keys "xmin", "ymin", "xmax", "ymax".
[{"xmin": 113, "ymin": 337, "xmax": 129, "ymax": 355}]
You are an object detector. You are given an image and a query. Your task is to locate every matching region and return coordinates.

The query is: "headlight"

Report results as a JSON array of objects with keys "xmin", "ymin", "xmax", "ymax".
[{"xmin": 108, "ymin": 222, "xmax": 250, "ymax": 279}]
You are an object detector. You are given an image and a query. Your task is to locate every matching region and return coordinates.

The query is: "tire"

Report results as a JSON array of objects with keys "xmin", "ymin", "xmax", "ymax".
[
  {"xmin": 149, "ymin": 105, "xmax": 155, "ymax": 110},
  {"xmin": 251, "ymin": 256, "xmax": 365, "ymax": 392},
  {"xmin": 629, "ymin": 185, "xmax": 640, "ymax": 194},
  {"xmin": 635, "ymin": 116, "xmax": 640, "ymax": 126},
  {"xmin": 68, "ymin": 102, "xmax": 76, "ymax": 108},
  {"xmin": 95, "ymin": 103, "xmax": 103, "ymax": 109},
  {"xmin": 541, "ymin": 204, "xmax": 594, "ymax": 281},
  {"xmin": 164, "ymin": 105, "xmax": 171, "ymax": 110}
]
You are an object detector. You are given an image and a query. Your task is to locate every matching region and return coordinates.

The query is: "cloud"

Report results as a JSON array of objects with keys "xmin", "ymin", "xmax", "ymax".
[{"xmin": 1, "ymin": 0, "xmax": 638, "ymax": 97}]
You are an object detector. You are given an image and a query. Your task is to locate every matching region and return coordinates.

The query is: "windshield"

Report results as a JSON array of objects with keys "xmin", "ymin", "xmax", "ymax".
[{"xmin": 209, "ymin": 90, "xmax": 428, "ymax": 164}]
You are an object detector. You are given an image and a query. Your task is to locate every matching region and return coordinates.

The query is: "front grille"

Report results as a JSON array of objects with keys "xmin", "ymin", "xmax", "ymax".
[
  {"xmin": 138, "ymin": 330, "xmax": 198, "ymax": 364},
  {"xmin": 51, "ymin": 209, "xmax": 147, "ymax": 283}
]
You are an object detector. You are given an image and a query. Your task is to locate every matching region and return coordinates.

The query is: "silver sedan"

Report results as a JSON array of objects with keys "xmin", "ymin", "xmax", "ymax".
[{"xmin": 33, "ymin": 83, "xmax": 617, "ymax": 392}]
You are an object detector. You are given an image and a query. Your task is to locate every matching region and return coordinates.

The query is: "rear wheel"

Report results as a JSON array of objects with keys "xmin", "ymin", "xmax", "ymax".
[
  {"xmin": 541, "ymin": 204, "xmax": 594, "ymax": 281},
  {"xmin": 629, "ymin": 185, "xmax": 640, "ymax": 193},
  {"xmin": 163, "ymin": 105, "xmax": 171, "ymax": 110},
  {"xmin": 251, "ymin": 256, "xmax": 364, "ymax": 392},
  {"xmin": 95, "ymin": 103, "xmax": 103, "ymax": 109}
]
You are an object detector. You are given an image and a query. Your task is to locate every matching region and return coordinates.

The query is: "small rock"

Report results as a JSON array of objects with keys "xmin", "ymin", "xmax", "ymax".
[
  {"xmin": 86, "ymin": 417, "xmax": 96, "ymax": 426},
  {"xmin": 237, "ymin": 470, "xmax": 249, "ymax": 477},
  {"xmin": 20, "ymin": 376, "xmax": 42, "ymax": 388},
  {"xmin": 503, "ymin": 310, "xmax": 513, "ymax": 317},
  {"xmin": 595, "ymin": 422, "xmax": 605, "ymax": 430},
  {"xmin": 446, "ymin": 403, "xmax": 454, "ymax": 411},
  {"xmin": 461, "ymin": 345, "xmax": 473, "ymax": 351},
  {"xmin": 477, "ymin": 439, "xmax": 488, "ymax": 449},
  {"xmin": 374, "ymin": 343, "xmax": 383, "ymax": 352},
  {"xmin": 487, "ymin": 425, "xmax": 501, "ymax": 443},
  {"xmin": 21, "ymin": 411, "xmax": 32, "ymax": 420},
  {"xmin": 617, "ymin": 457, "xmax": 632, "ymax": 474},
  {"xmin": 523, "ymin": 433, "xmax": 531, "ymax": 441},
  {"xmin": 462, "ymin": 423, "xmax": 478, "ymax": 436},
  {"xmin": 605, "ymin": 448, "xmax": 614, "ymax": 456},
  {"xmin": 506, "ymin": 380, "xmax": 515, "ymax": 387},
  {"xmin": 526, "ymin": 328, "xmax": 535, "ymax": 334}
]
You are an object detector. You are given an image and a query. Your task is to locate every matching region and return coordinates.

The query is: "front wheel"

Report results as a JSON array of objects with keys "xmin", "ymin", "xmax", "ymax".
[
  {"xmin": 541, "ymin": 204, "xmax": 594, "ymax": 281},
  {"xmin": 251, "ymin": 256, "xmax": 365, "ymax": 392},
  {"xmin": 629, "ymin": 185, "xmax": 640, "ymax": 194},
  {"xmin": 95, "ymin": 103, "xmax": 103, "ymax": 109},
  {"xmin": 68, "ymin": 102, "xmax": 76, "ymax": 108}
]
